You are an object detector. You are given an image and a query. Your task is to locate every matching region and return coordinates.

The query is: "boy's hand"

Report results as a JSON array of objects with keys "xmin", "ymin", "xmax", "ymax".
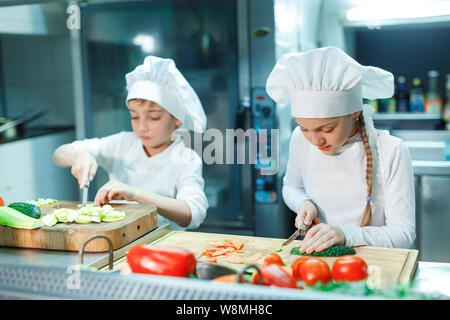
[
  {"xmin": 71, "ymin": 151, "xmax": 97, "ymax": 189},
  {"xmin": 94, "ymin": 180, "xmax": 139, "ymax": 205}
]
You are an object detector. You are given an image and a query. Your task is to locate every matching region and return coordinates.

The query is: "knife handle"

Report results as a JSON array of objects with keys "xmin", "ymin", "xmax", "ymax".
[{"xmin": 299, "ymin": 224, "xmax": 310, "ymax": 236}]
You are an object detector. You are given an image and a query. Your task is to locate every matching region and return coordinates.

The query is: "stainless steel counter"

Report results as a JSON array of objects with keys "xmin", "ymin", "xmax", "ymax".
[
  {"xmin": 0, "ymin": 224, "xmax": 171, "ymax": 270},
  {"xmin": 0, "ymin": 240, "xmax": 449, "ymax": 299},
  {"xmin": 412, "ymin": 261, "xmax": 450, "ymax": 298}
]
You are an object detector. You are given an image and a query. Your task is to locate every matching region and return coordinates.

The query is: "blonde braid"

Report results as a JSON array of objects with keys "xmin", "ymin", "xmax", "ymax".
[{"xmin": 357, "ymin": 113, "xmax": 373, "ymax": 226}]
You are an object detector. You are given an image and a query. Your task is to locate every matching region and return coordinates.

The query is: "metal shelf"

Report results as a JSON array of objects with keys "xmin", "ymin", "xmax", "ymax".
[{"xmin": 372, "ymin": 113, "xmax": 443, "ymax": 121}]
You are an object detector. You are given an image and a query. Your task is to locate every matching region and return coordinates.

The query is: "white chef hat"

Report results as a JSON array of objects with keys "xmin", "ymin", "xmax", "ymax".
[
  {"xmin": 125, "ymin": 56, "xmax": 207, "ymax": 133},
  {"xmin": 266, "ymin": 46, "xmax": 394, "ymax": 118}
]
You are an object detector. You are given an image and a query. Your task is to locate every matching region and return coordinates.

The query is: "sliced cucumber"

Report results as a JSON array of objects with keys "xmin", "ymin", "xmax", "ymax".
[{"xmin": 41, "ymin": 214, "xmax": 58, "ymax": 227}]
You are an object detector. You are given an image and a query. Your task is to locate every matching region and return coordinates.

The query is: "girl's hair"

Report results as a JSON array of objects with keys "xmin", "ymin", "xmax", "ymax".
[{"xmin": 356, "ymin": 112, "xmax": 373, "ymax": 227}]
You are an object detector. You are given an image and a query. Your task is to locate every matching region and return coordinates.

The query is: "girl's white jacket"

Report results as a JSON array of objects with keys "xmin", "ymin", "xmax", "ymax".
[
  {"xmin": 283, "ymin": 127, "xmax": 416, "ymax": 248},
  {"xmin": 72, "ymin": 131, "xmax": 208, "ymax": 231}
]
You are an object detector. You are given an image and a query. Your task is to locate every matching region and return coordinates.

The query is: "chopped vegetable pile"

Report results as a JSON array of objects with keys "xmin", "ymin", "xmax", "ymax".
[
  {"xmin": 40, "ymin": 204, "xmax": 126, "ymax": 227},
  {"xmin": 201, "ymin": 238, "xmax": 245, "ymax": 263},
  {"xmin": 291, "ymin": 244, "xmax": 356, "ymax": 257},
  {"xmin": 199, "ymin": 238, "xmax": 265, "ymax": 265},
  {"xmin": 26, "ymin": 198, "xmax": 58, "ymax": 207}
]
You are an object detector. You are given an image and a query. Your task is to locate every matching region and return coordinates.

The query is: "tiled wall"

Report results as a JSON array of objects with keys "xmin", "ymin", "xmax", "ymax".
[{"xmin": 1, "ymin": 34, "xmax": 75, "ymax": 127}]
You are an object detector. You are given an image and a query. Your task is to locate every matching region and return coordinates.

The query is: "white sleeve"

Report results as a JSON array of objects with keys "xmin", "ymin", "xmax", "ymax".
[
  {"xmin": 175, "ymin": 154, "xmax": 209, "ymax": 230},
  {"xmin": 282, "ymin": 127, "xmax": 312, "ymax": 214},
  {"xmin": 71, "ymin": 132, "xmax": 127, "ymax": 173},
  {"xmin": 340, "ymin": 140, "xmax": 416, "ymax": 248}
]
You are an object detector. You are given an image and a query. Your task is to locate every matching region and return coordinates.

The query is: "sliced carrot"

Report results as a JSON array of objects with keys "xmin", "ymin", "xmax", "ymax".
[
  {"xmin": 245, "ymin": 252, "xmax": 263, "ymax": 263},
  {"xmin": 227, "ymin": 255, "xmax": 244, "ymax": 264},
  {"xmin": 210, "ymin": 247, "xmax": 234, "ymax": 257},
  {"xmin": 202, "ymin": 238, "xmax": 245, "ymax": 262},
  {"xmin": 224, "ymin": 239, "xmax": 243, "ymax": 250}
]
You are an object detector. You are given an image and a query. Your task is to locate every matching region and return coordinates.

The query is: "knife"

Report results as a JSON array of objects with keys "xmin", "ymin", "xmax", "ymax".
[
  {"xmin": 81, "ymin": 164, "xmax": 93, "ymax": 207},
  {"xmin": 282, "ymin": 224, "xmax": 310, "ymax": 247},
  {"xmin": 82, "ymin": 180, "xmax": 89, "ymax": 207}
]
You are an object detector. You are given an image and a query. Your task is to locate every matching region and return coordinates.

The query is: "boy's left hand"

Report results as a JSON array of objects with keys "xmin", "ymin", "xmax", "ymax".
[
  {"xmin": 299, "ymin": 223, "xmax": 346, "ymax": 254},
  {"xmin": 94, "ymin": 180, "xmax": 139, "ymax": 205}
]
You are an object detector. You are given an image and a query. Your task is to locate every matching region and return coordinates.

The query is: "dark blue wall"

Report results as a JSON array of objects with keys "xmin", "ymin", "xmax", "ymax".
[{"xmin": 354, "ymin": 24, "xmax": 450, "ymax": 96}]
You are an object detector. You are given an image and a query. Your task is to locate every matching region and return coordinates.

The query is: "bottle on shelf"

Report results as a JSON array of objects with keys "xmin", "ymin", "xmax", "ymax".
[
  {"xmin": 387, "ymin": 97, "xmax": 397, "ymax": 113},
  {"xmin": 396, "ymin": 76, "xmax": 409, "ymax": 112},
  {"xmin": 424, "ymin": 70, "xmax": 443, "ymax": 114},
  {"xmin": 444, "ymin": 73, "xmax": 450, "ymax": 130},
  {"xmin": 378, "ymin": 98, "xmax": 389, "ymax": 113},
  {"xmin": 409, "ymin": 77, "xmax": 425, "ymax": 113}
]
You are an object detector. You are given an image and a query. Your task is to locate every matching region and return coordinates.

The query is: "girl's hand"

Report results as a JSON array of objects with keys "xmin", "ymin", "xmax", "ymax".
[
  {"xmin": 71, "ymin": 151, "xmax": 97, "ymax": 189},
  {"xmin": 94, "ymin": 180, "xmax": 140, "ymax": 205},
  {"xmin": 299, "ymin": 223, "xmax": 346, "ymax": 254},
  {"xmin": 295, "ymin": 200, "xmax": 319, "ymax": 229}
]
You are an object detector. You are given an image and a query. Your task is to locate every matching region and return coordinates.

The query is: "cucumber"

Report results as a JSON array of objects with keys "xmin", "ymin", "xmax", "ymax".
[
  {"xmin": 0, "ymin": 206, "xmax": 44, "ymax": 229},
  {"xmin": 8, "ymin": 202, "xmax": 41, "ymax": 219}
]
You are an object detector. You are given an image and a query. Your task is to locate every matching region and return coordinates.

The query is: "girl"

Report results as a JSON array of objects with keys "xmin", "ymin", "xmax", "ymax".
[
  {"xmin": 53, "ymin": 56, "xmax": 208, "ymax": 230},
  {"xmin": 266, "ymin": 46, "xmax": 415, "ymax": 253}
]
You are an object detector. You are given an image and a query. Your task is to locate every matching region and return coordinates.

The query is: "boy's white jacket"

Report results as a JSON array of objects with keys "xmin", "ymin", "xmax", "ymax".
[
  {"xmin": 72, "ymin": 132, "xmax": 208, "ymax": 230},
  {"xmin": 283, "ymin": 128, "xmax": 416, "ymax": 249}
]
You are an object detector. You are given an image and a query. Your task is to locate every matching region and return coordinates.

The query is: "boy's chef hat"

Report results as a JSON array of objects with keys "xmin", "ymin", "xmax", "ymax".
[
  {"xmin": 126, "ymin": 56, "xmax": 207, "ymax": 133},
  {"xmin": 266, "ymin": 46, "xmax": 394, "ymax": 118}
]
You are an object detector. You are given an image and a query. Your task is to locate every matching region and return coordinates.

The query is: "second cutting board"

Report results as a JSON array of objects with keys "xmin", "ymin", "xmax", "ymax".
[{"xmin": 0, "ymin": 201, "xmax": 158, "ymax": 252}]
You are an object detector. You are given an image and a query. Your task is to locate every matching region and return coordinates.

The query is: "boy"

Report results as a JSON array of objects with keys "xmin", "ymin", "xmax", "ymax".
[{"xmin": 53, "ymin": 56, "xmax": 208, "ymax": 230}]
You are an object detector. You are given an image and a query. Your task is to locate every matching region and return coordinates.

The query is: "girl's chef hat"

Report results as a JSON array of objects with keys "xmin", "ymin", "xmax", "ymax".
[
  {"xmin": 125, "ymin": 56, "xmax": 207, "ymax": 133},
  {"xmin": 266, "ymin": 46, "xmax": 394, "ymax": 118}
]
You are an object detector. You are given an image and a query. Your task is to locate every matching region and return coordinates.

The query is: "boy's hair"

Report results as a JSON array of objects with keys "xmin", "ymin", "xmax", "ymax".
[{"xmin": 357, "ymin": 113, "xmax": 373, "ymax": 227}]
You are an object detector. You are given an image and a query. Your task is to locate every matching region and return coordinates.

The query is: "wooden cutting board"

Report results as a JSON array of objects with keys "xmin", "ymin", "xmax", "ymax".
[
  {"xmin": 0, "ymin": 201, "xmax": 158, "ymax": 252},
  {"xmin": 138, "ymin": 231, "xmax": 418, "ymax": 289}
]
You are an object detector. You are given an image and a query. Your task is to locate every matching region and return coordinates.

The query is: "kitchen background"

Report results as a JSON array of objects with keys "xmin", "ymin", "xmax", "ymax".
[{"xmin": 0, "ymin": 0, "xmax": 449, "ymax": 262}]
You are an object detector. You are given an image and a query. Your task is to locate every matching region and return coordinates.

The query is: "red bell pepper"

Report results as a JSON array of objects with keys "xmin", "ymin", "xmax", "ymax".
[
  {"xmin": 126, "ymin": 244, "xmax": 196, "ymax": 277},
  {"xmin": 252, "ymin": 263, "xmax": 297, "ymax": 289}
]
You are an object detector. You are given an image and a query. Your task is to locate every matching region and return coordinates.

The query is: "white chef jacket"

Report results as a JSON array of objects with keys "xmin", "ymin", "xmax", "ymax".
[
  {"xmin": 283, "ymin": 127, "xmax": 416, "ymax": 248},
  {"xmin": 71, "ymin": 131, "xmax": 208, "ymax": 231}
]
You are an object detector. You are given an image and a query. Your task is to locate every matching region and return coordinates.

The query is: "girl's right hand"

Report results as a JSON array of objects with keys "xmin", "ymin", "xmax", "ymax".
[
  {"xmin": 71, "ymin": 151, "xmax": 98, "ymax": 189},
  {"xmin": 295, "ymin": 200, "xmax": 320, "ymax": 229}
]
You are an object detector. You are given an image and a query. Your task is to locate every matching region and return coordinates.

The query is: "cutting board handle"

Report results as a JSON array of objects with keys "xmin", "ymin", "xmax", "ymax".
[{"xmin": 79, "ymin": 235, "xmax": 114, "ymax": 270}]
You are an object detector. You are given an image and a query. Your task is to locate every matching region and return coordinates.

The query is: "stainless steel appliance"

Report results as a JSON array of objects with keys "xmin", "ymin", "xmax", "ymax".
[{"xmin": 76, "ymin": 0, "xmax": 293, "ymax": 237}]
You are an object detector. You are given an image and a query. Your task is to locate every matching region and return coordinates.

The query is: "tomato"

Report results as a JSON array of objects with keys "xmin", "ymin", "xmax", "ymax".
[
  {"xmin": 252, "ymin": 264, "xmax": 297, "ymax": 288},
  {"xmin": 0, "ymin": 196, "xmax": 4, "ymax": 206},
  {"xmin": 291, "ymin": 256, "xmax": 311, "ymax": 279},
  {"xmin": 298, "ymin": 258, "xmax": 332, "ymax": 286},
  {"xmin": 263, "ymin": 252, "xmax": 284, "ymax": 266},
  {"xmin": 332, "ymin": 255, "xmax": 368, "ymax": 282}
]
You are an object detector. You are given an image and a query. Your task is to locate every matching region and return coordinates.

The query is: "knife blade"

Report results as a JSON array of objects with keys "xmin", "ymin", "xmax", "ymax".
[
  {"xmin": 81, "ymin": 164, "xmax": 93, "ymax": 207},
  {"xmin": 82, "ymin": 180, "xmax": 89, "ymax": 207},
  {"xmin": 282, "ymin": 224, "xmax": 309, "ymax": 247}
]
